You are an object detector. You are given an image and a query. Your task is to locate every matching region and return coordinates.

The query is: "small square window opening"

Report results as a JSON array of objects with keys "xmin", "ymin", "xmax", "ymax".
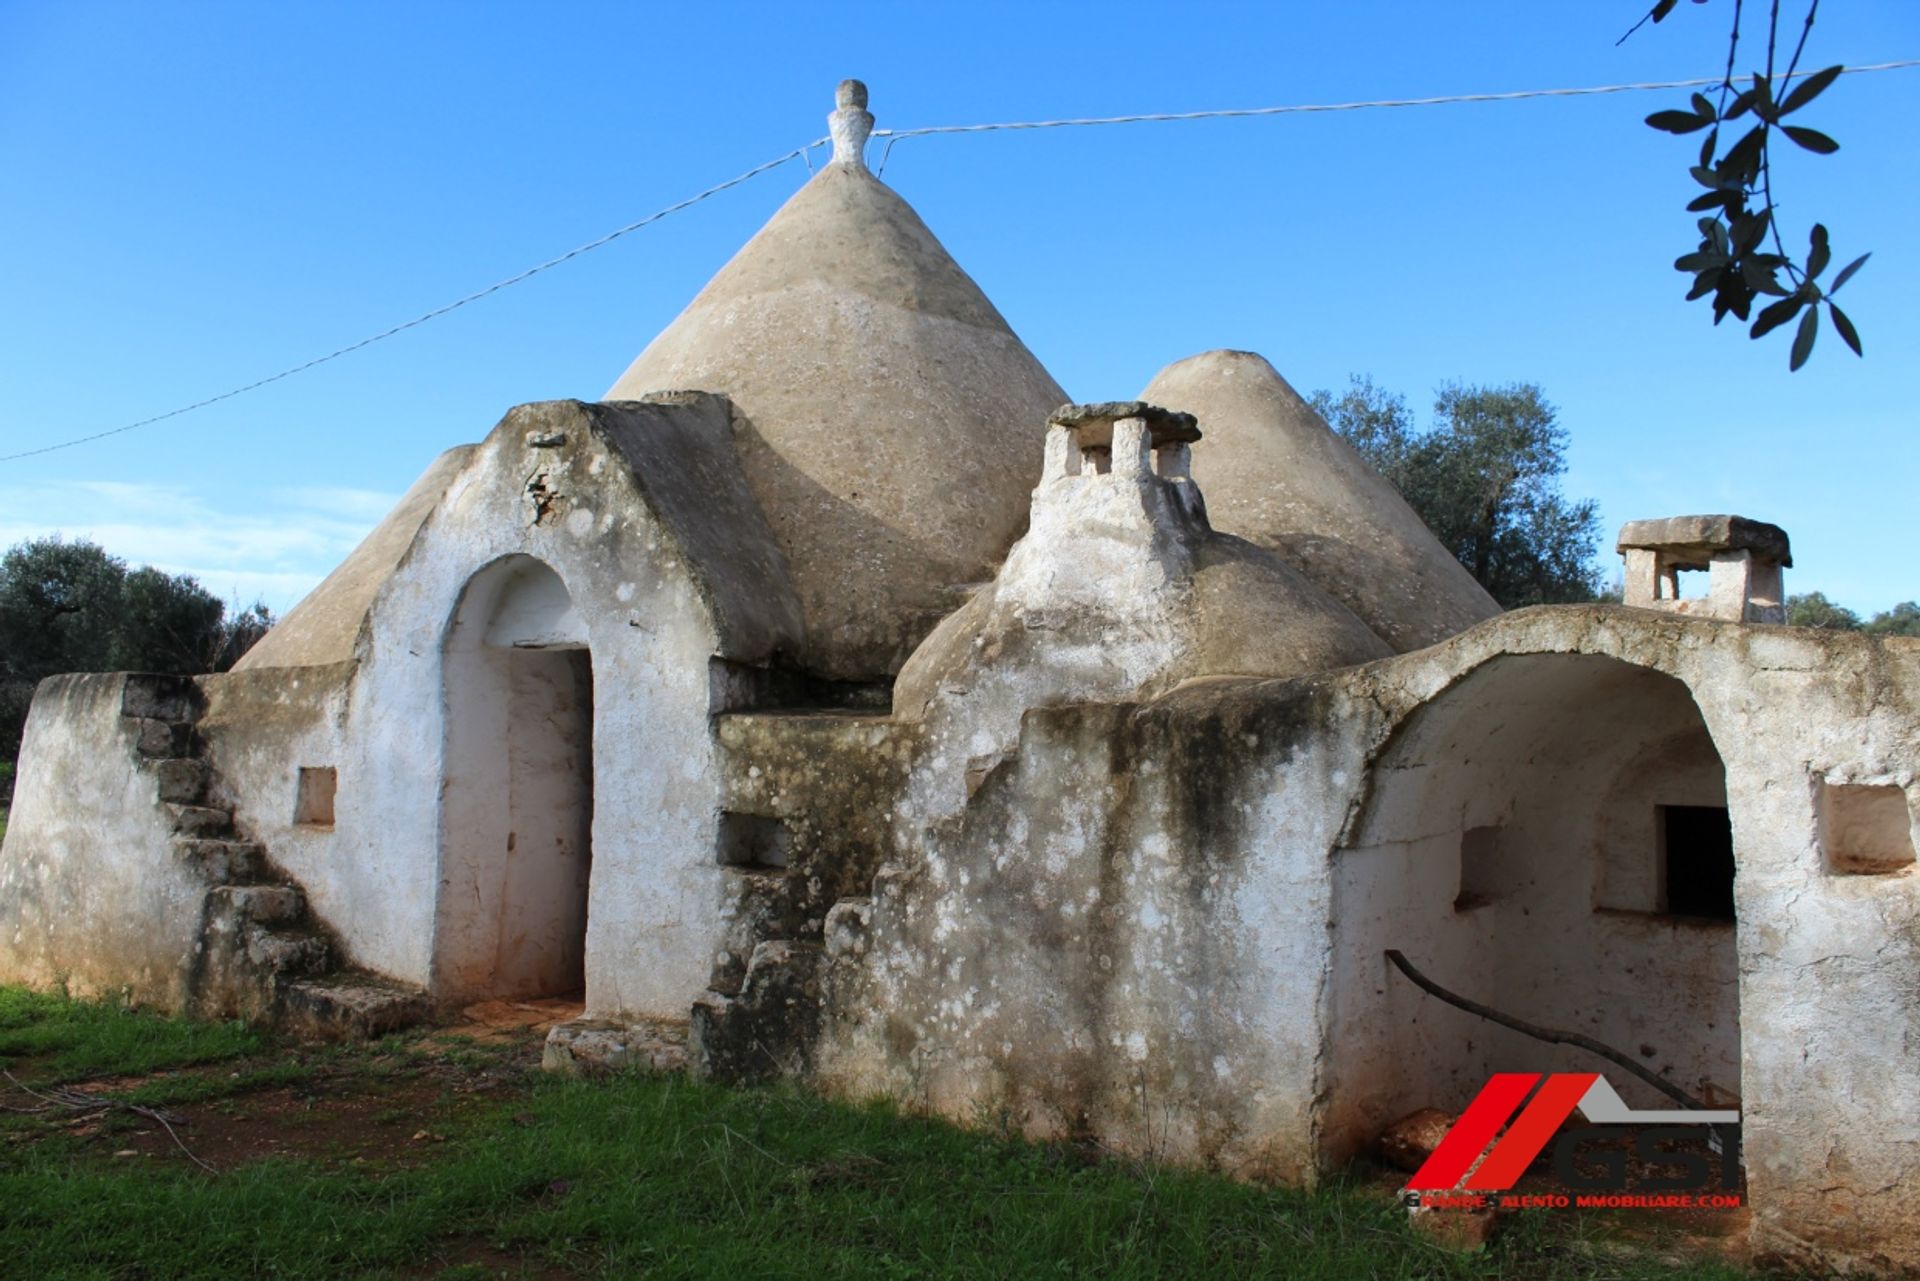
[{"xmin": 295, "ymin": 767, "xmax": 337, "ymax": 827}]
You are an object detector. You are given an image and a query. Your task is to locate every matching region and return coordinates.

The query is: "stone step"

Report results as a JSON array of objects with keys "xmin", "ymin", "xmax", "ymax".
[
  {"xmin": 120, "ymin": 674, "xmax": 198, "ymax": 725},
  {"xmin": 279, "ymin": 972, "xmax": 431, "ymax": 1041},
  {"xmin": 722, "ymin": 867, "xmax": 791, "ymax": 891},
  {"xmin": 132, "ymin": 718, "xmax": 193, "ymax": 759},
  {"xmin": 169, "ymin": 803, "xmax": 234, "ymax": 837},
  {"xmin": 544, "ymin": 1016, "xmax": 689, "ymax": 1076},
  {"xmin": 741, "ymin": 938, "xmax": 822, "ymax": 990},
  {"xmin": 243, "ymin": 926, "xmax": 331, "ymax": 978},
  {"xmin": 173, "ymin": 837, "xmax": 265, "ymax": 884},
  {"xmin": 208, "ymin": 883, "xmax": 305, "ymax": 925},
  {"xmin": 691, "ymin": 940, "xmax": 825, "ymax": 1082},
  {"xmin": 153, "ymin": 757, "xmax": 209, "ymax": 805}
]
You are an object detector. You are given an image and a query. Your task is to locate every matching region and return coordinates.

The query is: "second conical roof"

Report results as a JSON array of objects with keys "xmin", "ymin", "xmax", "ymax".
[{"xmin": 1142, "ymin": 350, "xmax": 1498, "ymax": 651}]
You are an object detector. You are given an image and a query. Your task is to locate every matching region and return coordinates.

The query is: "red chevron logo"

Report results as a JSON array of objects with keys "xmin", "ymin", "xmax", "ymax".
[{"xmin": 1405, "ymin": 1073, "xmax": 1741, "ymax": 1193}]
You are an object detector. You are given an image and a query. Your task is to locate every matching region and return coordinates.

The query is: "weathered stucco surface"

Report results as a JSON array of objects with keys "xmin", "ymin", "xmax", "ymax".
[
  {"xmin": 800, "ymin": 607, "xmax": 1920, "ymax": 1272},
  {"xmin": 816, "ymin": 682, "xmax": 1363, "ymax": 1183},
  {"xmin": 0, "ymin": 675, "xmax": 209, "ymax": 1006}
]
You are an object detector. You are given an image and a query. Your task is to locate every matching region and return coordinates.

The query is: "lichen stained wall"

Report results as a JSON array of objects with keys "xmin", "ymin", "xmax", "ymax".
[
  {"xmin": 807, "ymin": 602, "xmax": 1920, "ymax": 1273},
  {"xmin": 816, "ymin": 678, "xmax": 1372, "ymax": 1185}
]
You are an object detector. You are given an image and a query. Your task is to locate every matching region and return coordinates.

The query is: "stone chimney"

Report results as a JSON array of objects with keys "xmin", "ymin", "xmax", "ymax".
[
  {"xmin": 1003, "ymin": 402, "xmax": 1208, "ymax": 616},
  {"xmin": 1042, "ymin": 399, "xmax": 1204, "ymax": 504},
  {"xmin": 1616, "ymin": 515, "xmax": 1791, "ymax": 624}
]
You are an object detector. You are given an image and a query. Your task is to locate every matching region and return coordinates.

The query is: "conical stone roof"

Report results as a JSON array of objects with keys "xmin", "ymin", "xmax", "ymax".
[
  {"xmin": 1141, "ymin": 350, "xmax": 1499, "ymax": 652},
  {"xmin": 606, "ymin": 83, "xmax": 1066, "ymax": 681}
]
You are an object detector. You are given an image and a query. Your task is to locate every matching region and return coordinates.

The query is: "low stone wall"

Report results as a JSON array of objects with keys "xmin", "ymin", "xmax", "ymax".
[{"xmin": 0, "ymin": 673, "xmax": 210, "ymax": 1008}]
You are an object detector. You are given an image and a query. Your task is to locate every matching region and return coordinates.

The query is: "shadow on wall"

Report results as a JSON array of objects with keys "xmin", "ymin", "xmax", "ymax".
[{"xmin": 1325, "ymin": 653, "xmax": 1737, "ymax": 1162}]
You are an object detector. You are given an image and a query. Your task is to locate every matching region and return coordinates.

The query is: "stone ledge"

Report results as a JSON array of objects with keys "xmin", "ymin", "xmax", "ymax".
[
  {"xmin": 1048, "ymin": 401, "xmax": 1201, "ymax": 447},
  {"xmin": 1616, "ymin": 514, "xmax": 1792, "ymax": 567},
  {"xmin": 542, "ymin": 1017, "xmax": 689, "ymax": 1077}
]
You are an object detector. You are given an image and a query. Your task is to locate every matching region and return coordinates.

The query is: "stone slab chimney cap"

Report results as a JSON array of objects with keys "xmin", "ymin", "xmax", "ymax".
[
  {"xmin": 1616, "ymin": 514, "xmax": 1792, "ymax": 568},
  {"xmin": 1049, "ymin": 401, "xmax": 1201, "ymax": 449}
]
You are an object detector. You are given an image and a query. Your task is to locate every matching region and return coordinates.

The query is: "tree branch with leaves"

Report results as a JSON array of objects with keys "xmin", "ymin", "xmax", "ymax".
[{"xmin": 1631, "ymin": 0, "xmax": 1866, "ymax": 368}]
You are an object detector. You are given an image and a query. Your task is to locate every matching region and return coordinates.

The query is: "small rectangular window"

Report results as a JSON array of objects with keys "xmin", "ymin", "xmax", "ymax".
[
  {"xmin": 295, "ymin": 767, "xmax": 337, "ymax": 828},
  {"xmin": 717, "ymin": 812, "xmax": 789, "ymax": 870},
  {"xmin": 1454, "ymin": 826, "xmax": 1502, "ymax": 911},
  {"xmin": 1819, "ymin": 782, "xmax": 1917, "ymax": 875},
  {"xmin": 1660, "ymin": 805, "xmax": 1734, "ymax": 919}
]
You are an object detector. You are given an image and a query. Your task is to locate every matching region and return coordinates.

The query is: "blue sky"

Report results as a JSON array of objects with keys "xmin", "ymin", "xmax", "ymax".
[{"xmin": 2, "ymin": 2, "xmax": 1915, "ymax": 616}]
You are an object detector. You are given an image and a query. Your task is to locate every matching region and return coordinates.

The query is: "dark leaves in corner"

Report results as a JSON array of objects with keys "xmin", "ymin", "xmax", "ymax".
[{"xmin": 1641, "ymin": 5, "xmax": 1864, "ymax": 371}]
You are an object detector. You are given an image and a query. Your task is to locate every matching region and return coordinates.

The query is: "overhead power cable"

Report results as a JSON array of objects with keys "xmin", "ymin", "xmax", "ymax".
[
  {"xmin": 6, "ymin": 58, "xmax": 1916, "ymax": 466},
  {"xmin": 868, "ymin": 59, "xmax": 1920, "ymax": 173},
  {"xmin": 0, "ymin": 146, "xmax": 821, "ymax": 463}
]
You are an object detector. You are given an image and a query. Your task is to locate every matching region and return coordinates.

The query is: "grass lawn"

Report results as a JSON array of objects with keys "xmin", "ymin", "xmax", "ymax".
[{"xmin": 0, "ymin": 986, "xmax": 1780, "ymax": 1280}]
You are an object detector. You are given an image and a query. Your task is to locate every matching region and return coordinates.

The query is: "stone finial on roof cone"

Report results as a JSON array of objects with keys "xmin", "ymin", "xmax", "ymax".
[{"xmin": 830, "ymin": 79, "xmax": 874, "ymax": 169}]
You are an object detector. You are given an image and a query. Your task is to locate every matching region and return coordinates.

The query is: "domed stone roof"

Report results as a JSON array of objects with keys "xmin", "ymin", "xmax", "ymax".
[
  {"xmin": 1140, "ymin": 350, "xmax": 1498, "ymax": 652},
  {"xmin": 606, "ymin": 83, "xmax": 1067, "ymax": 681}
]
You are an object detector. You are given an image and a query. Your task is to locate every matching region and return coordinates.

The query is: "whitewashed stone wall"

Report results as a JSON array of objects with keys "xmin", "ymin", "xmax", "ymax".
[
  {"xmin": 815, "ymin": 608, "xmax": 1920, "ymax": 1273},
  {"xmin": 199, "ymin": 400, "xmax": 760, "ymax": 1020},
  {"xmin": 0, "ymin": 675, "xmax": 208, "ymax": 1006}
]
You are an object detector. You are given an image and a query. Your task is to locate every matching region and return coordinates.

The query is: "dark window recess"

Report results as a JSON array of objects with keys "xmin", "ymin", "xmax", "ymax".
[
  {"xmin": 716, "ymin": 812, "xmax": 791, "ymax": 870},
  {"xmin": 1454, "ymin": 826, "xmax": 1502, "ymax": 911},
  {"xmin": 1662, "ymin": 805, "xmax": 1734, "ymax": 919}
]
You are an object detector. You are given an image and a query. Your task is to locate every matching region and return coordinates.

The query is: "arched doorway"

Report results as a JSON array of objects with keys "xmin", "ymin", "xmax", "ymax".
[
  {"xmin": 435, "ymin": 556, "xmax": 594, "ymax": 1003},
  {"xmin": 1325, "ymin": 653, "xmax": 1738, "ymax": 1162}
]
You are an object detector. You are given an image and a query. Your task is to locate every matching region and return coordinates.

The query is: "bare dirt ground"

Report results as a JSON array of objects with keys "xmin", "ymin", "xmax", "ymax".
[{"xmin": 8, "ymin": 1000, "xmax": 568, "ymax": 1175}]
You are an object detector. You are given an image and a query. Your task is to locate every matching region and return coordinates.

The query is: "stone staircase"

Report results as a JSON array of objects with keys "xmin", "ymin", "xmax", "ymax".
[
  {"xmin": 689, "ymin": 861, "xmax": 825, "ymax": 1081},
  {"xmin": 124, "ymin": 674, "xmax": 429, "ymax": 1038},
  {"xmin": 691, "ymin": 864, "xmax": 899, "ymax": 1083}
]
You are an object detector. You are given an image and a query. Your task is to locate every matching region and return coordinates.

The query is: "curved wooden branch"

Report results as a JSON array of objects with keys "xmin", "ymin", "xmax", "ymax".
[{"xmin": 1383, "ymin": 949, "xmax": 1705, "ymax": 1111}]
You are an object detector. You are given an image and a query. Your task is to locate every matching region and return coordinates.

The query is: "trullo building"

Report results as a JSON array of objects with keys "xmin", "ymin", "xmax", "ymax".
[{"xmin": 4, "ymin": 82, "xmax": 1917, "ymax": 1275}]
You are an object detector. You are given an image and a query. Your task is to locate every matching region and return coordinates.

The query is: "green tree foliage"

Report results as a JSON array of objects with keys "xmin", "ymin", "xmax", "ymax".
[
  {"xmin": 1784, "ymin": 592, "xmax": 1920, "ymax": 635},
  {"xmin": 1310, "ymin": 377, "xmax": 1604, "ymax": 609},
  {"xmin": 1785, "ymin": 590, "xmax": 1860, "ymax": 630},
  {"xmin": 1864, "ymin": 601, "xmax": 1920, "ymax": 637},
  {"xmin": 0, "ymin": 537, "xmax": 273, "ymax": 775}
]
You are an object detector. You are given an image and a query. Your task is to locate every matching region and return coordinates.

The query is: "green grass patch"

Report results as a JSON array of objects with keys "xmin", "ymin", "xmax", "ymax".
[
  {"xmin": 0, "ymin": 987, "xmax": 1772, "ymax": 1279},
  {"xmin": 0, "ymin": 985, "xmax": 262, "ymax": 1082},
  {"xmin": 117, "ymin": 1060, "xmax": 318, "ymax": 1109},
  {"xmin": 0, "ymin": 1072, "xmax": 1767, "ymax": 1281}
]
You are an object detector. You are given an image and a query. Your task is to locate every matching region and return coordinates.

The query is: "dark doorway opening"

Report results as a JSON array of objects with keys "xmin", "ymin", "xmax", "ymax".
[{"xmin": 1662, "ymin": 805, "xmax": 1735, "ymax": 919}]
